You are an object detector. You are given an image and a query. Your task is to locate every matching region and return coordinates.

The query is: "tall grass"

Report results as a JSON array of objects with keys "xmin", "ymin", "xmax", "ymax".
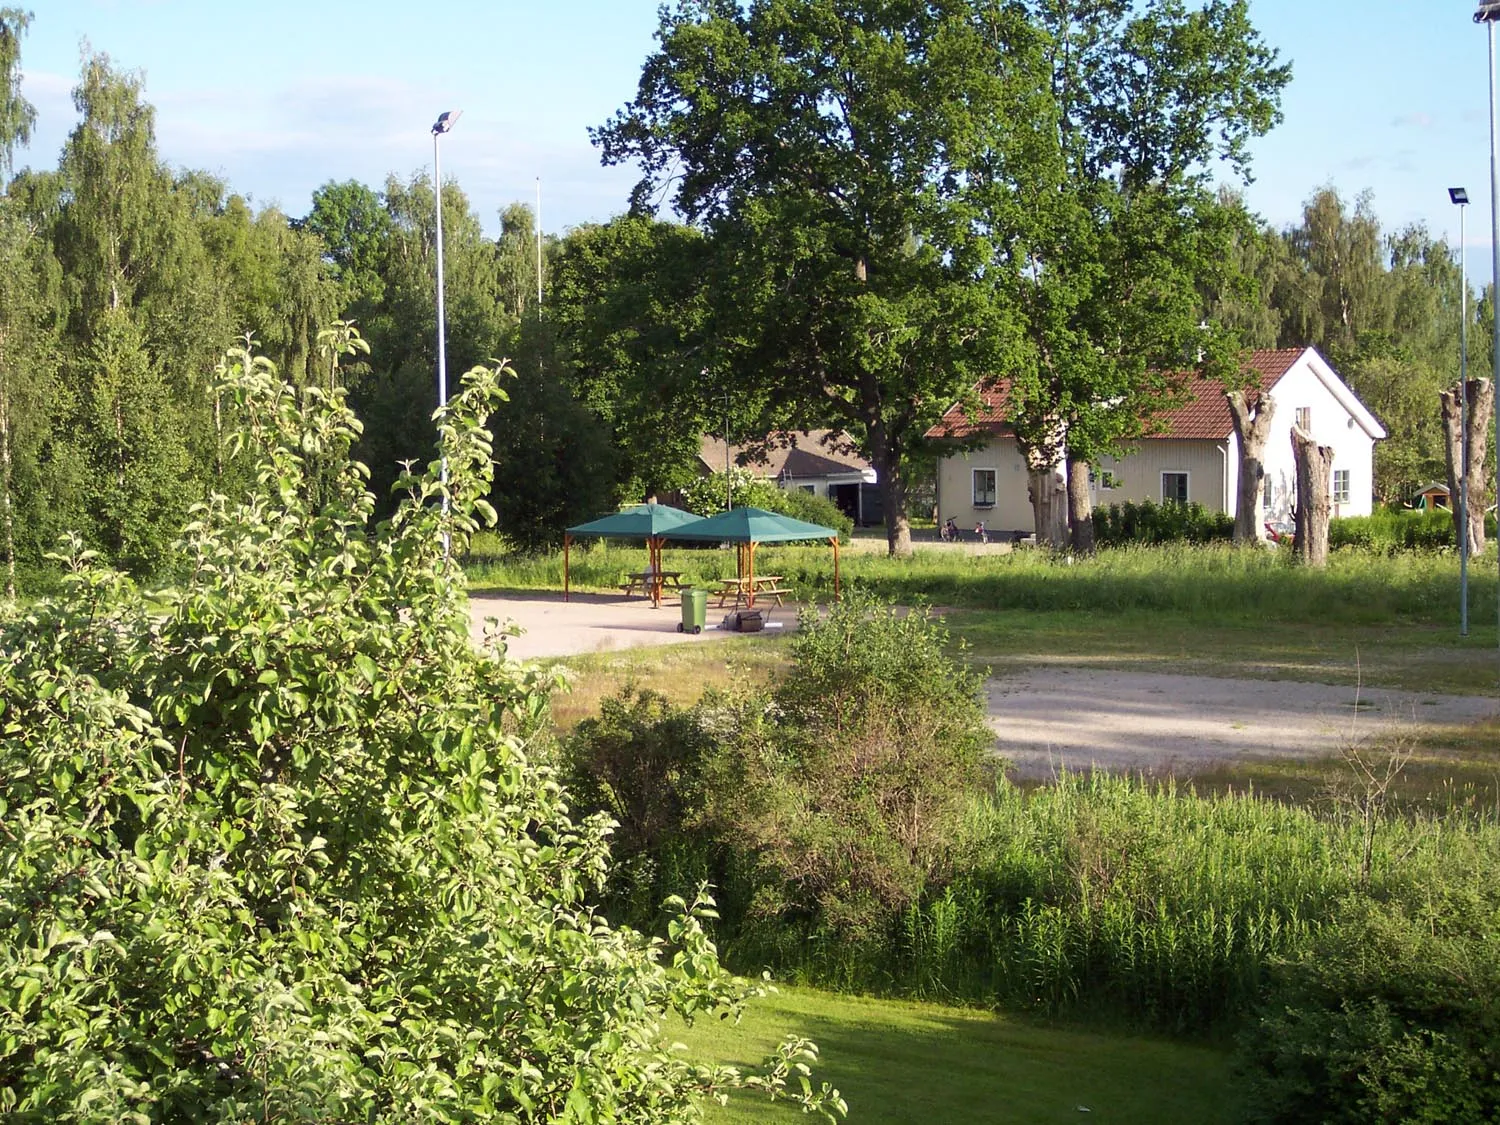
[
  {"xmin": 468, "ymin": 540, "xmax": 1496, "ymax": 627},
  {"xmin": 723, "ymin": 775, "xmax": 1500, "ymax": 1035}
]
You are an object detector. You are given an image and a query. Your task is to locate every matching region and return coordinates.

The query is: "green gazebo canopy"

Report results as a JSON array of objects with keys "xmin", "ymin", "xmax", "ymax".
[
  {"xmin": 664, "ymin": 507, "xmax": 837, "ymax": 543},
  {"xmin": 563, "ymin": 503, "xmax": 705, "ymax": 606},
  {"xmin": 665, "ymin": 507, "xmax": 842, "ymax": 605},
  {"xmin": 566, "ymin": 503, "xmax": 702, "ymax": 539}
]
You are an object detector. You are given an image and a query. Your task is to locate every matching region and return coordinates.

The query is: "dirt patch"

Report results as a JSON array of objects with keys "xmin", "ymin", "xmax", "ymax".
[
  {"xmin": 989, "ymin": 668, "xmax": 1499, "ymax": 779},
  {"xmin": 467, "ymin": 591, "xmax": 800, "ymax": 661}
]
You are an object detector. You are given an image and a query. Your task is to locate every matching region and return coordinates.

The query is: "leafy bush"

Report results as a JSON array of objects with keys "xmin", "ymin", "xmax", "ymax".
[
  {"xmin": 680, "ymin": 468, "xmax": 853, "ymax": 542},
  {"xmin": 711, "ymin": 595, "xmax": 992, "ymax": 943},
  {"xmin": 1094, "ymin": 500, "xmax": 1234, "ymax": 546},
  {"xmin": 1236, "ymin": 895, "xmax": 1500, "ymax": 1123},
  {"xmin": 568, "ymin": 594, "xmax": 991, "ymax": 949},
  {"xmin": 0, "ymin": 346, "xmax": 842, "ymax": 1123}
]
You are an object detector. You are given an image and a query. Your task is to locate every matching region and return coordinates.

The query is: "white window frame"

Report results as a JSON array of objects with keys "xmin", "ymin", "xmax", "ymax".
[
  {"xmin": 798, "ymin": 483, "xmax": 817, "ymax": 495},
  {"xmin": 1332, "ymin": 469, "xmax": 1350, "ymax": 505},
  {"xmin": 1295, "ymin": 406, "xmax": 1311, "ymax": 432},
  {"xmin": 1100, "ymin": 469, "xmax": 1120, "ymax": 491},
  {"xmin": 972, "ymin": 467, "xmax": 997, "ymax": 508},
  {"xmin": 1161, "ymin": 471, "xmax": 1189, "ymax": 504}
]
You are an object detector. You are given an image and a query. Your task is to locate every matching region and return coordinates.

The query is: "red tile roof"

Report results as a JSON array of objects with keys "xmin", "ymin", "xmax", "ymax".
[{"xmin": 925, "ymin": 349, "xmax": 1306, "ymax": 442}]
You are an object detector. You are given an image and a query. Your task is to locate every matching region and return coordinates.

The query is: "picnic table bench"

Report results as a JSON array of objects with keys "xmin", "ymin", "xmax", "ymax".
[
  {"xmin": 713, "ymin": 575, "xmax": 791, "ymax": 609},
  {"xmin": 619, "ymin": 570, "xmax": 685, "ymax": 598}
]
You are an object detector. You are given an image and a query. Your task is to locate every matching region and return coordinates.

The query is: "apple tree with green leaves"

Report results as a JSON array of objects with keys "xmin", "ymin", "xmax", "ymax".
[{"xmin": 0, "ymin": 344, "xmax": 843, "ymax": 1122}]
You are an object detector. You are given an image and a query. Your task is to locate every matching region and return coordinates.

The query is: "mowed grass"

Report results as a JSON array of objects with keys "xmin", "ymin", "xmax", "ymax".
[{"xmin": 678, "ymin": 986, "xmax": 1235, "ymax": 1124}]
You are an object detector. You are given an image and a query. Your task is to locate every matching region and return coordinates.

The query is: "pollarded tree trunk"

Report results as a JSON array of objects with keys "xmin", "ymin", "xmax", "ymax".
[
  {"xmin": 1066, "ymin": 456, "xmax": 1094, "ymax": 554},
  {"xmin": 1440, "ymin": 378, "xmax": 1494, "ymax": 556},
  {"xmin": 1226, "ymin": 390, "xmax": 1276, "ymax": 545},
  {"xmin": 1291, "ymin": 425, "xmax": 1334, "ymax": 567},
  {"xmin": 1027, "ymin": 461, "xmax": 1067, "ymax": 548}
]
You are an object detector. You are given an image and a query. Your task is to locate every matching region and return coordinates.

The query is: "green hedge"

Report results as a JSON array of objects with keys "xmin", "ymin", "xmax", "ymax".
[
  {"xmin": 1094, "ymin": 500, "xmax": 1234, "ymax": 546},
  {"xmin": 1329, "ymin": 508, "xmax": 1498, "ymax": 552}
]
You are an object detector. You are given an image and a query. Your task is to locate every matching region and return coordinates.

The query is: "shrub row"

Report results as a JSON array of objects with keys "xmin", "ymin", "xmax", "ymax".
[{"xmin": 1094, "ymin": 500, "xmax": 1234, "ymax": 546}]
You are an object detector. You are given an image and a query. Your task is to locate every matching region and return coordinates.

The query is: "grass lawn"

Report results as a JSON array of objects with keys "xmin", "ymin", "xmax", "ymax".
[{"xmin": 679, "ymin": 986, "xmax": 1236, "ymax": 1124}]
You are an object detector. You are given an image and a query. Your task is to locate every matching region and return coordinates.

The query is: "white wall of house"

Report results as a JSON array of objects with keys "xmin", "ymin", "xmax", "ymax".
[
  {"xmin": 1256, "ymin": 355, "xmax": 1379, "ymax": 522},
  {"xmin": 936, "ymin": 351, "xmax": 1382, "ymax": 531}
]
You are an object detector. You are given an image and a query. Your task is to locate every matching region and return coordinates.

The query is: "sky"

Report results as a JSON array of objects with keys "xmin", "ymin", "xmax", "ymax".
[{"xmin": 14, "ymin": 1, "xmax": 1500, "ymax": 279}]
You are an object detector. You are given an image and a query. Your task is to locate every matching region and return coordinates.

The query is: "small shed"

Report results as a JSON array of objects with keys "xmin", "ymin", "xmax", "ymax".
[{"xmin": 1408, "ymin": 483, "xmax": 1451, "ymax": 511}]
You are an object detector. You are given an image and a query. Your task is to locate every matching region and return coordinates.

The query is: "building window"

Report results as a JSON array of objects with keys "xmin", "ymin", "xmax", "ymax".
[
  {"xmin": 1263, "ymin": 477, "xmax": 1273, "ymax": 507},
  {"xmin": 1162, "ymin": 472, "xmax": 1189, "ymax": 504},
  {"xmin": 799, "ymin": 484, "xmax": 816, "ymax": 495},
  {"xmin": 1100, "ymin": 470, "xmax": 1120, "ymax": 490},
  {"xmin": 1295, "ymin": 406, "xmax": 1311, "ymax": 431},
  {"xmin": 1332, "ymin": 469, "xmax": 1350, "ymax": 505},
  {"xmin": 972, "ymin": 468, "xmax": 997, "ymax": 507}
]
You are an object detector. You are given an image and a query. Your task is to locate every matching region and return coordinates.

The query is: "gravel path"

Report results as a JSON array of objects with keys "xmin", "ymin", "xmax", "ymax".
[
  {"xmin": 469, "ymin": 594, "xmax": 1498, "ymax": 777},
  {"xmin": 467, "ymin": 591, "xmax": 798, "ymax": 662},
  {"xmin": 989, "ymin": 668, "xmax": 1499, "ymax": 778}
]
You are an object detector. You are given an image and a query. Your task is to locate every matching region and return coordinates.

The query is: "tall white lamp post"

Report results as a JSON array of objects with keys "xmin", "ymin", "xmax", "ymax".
[
  {"xmin": 1451, "ymin": 186, "xmax": 1471, "ymax": 635},
  {"xmin": 1480, "ymin": 2, "xmax": 1500, "ymax": 647},
  {"xmin": 432, "ymin": 109, "xmax": 461, "ymax": 552}
]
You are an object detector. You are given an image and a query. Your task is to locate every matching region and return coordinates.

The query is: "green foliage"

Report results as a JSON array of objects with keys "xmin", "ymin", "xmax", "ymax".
[
  {"xmin": 0, "ymin": 344, "xmax": 843, "ymax": 1123},
  {"xmin": 568, "ymin": 594, "xmax": 991, "ymax": 948},
  {"xmin": 548, "ymin": 215, "xmax": 718, "ymax": 498},
  {"xmin": 595, "ymin": 0, "xmax": 1039, "ymax": 546},
  {"xmin": 1236, "ymin": 896, "xmax": 1500, "ymax": 1124},
  {"xmin": 1095, "ymin": 500, "xmax": 1235, "ymax": 546},
  {"xmin": 1326, "ymin": 507, "xmax": 1491, "ymax": 552},
  {"xmin": 679, "ymin": 469, "xmax": 852, "ymax": 542},
  {"xmin": 485, "ymin": 318, "xmax": 623, "ymax": 553}
]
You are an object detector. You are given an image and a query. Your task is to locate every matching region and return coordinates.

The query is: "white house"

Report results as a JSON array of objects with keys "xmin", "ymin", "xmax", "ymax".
[
  {"xmin": 927, "ymin": 347, "xmax": 1387, "ymax": 535},
  {"xmin": 697, "ymin": 430, "xmax": 883, "ymax": 525}
]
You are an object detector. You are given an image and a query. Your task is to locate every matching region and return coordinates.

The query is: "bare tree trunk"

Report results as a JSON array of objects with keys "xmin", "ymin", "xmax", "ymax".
[
  {"xmin": 870, "ymin": 423, "xmax": 912, "ymax": 558},
  {"xmin": 1441, "ymin": 379, "xmax": 1494, "ymax": 556},
  {"xmin": 1226, "ymin": 390, "xmax": 1276, "ymax": 545},
  {"xmin": 1292, "ymin": 425, "xmax": 1334, "ymax": 567},
  {"xmin": 1066, "ymin": 456, "xmax": 1094, "ymax": 554}
]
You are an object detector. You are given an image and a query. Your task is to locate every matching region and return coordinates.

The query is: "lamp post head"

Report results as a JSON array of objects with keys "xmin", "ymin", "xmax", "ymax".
[
  {"xmin": 1451, "ymin": 187, "xmax": 1471, "ymax": 206},
  {"xmin": 1478, "ymin": 0, "xmax": 1500, "ymax": 22},
  {"xmin": 432, "ymin": 110, "xmax": 462, "ymax": 136}
]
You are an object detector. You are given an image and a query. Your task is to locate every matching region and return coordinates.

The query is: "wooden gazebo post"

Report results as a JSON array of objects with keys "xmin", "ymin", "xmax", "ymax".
[
  {"xmin": 830, "ymin": 535, "xmax": 840, "ymax": 601},
  {"xmin": 564, "ymin": 533, "xmax": 571, "ymax": 602}
]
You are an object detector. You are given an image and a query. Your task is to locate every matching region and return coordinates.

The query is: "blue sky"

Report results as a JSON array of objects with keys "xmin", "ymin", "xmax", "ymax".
[{"xmin": 15, "ymin": 2, "xmax": 1500, "ymax": 278}]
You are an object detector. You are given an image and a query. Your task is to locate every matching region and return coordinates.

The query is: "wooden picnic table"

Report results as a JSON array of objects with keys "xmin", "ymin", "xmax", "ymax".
[
  {"xmin": 620, "ymin": 570, "xmax": 685, "ymax": 600},
  {"xmin": 713, "ymin": 574, "xmax": 790, "ymax": 609}
]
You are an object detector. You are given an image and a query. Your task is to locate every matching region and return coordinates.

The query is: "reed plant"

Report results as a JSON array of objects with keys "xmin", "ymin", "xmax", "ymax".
[{"xmin": 727, "ymin": 774, "xmax": 1500, "ymax": 1036}]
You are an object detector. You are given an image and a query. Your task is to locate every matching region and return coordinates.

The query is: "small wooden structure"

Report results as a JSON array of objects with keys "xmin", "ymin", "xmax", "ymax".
[{"xmin": 1408, "ymin": 483, "xmax": 1451, "ymax": 511}]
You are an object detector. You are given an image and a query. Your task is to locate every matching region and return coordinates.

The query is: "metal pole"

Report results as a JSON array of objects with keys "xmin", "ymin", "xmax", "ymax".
[
  {"xmin": 725, "ymin": 390, "xmax": 732, "ymax": 511},
  {"xmin": 1491, "ymin": 18, "xmax": 1500, "ymax": 651},
  {"xmin": 1461, "ymin": 200, "xmax": 1470, "ymax": 636},
  {"xmin": 434, "ymin": 127, "xmax": 450, "ymax": 551}
]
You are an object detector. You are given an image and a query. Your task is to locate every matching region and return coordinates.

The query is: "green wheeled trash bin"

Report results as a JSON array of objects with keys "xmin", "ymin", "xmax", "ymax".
[{"xmin": 679, "ymin": 588, "xmax": 708, "ymax": 634}]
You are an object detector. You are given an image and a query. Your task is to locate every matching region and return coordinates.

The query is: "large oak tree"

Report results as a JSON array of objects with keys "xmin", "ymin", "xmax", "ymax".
[{"xmin": 595, "ymin": 0, "xmax": 1046, "ymax": 554}]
